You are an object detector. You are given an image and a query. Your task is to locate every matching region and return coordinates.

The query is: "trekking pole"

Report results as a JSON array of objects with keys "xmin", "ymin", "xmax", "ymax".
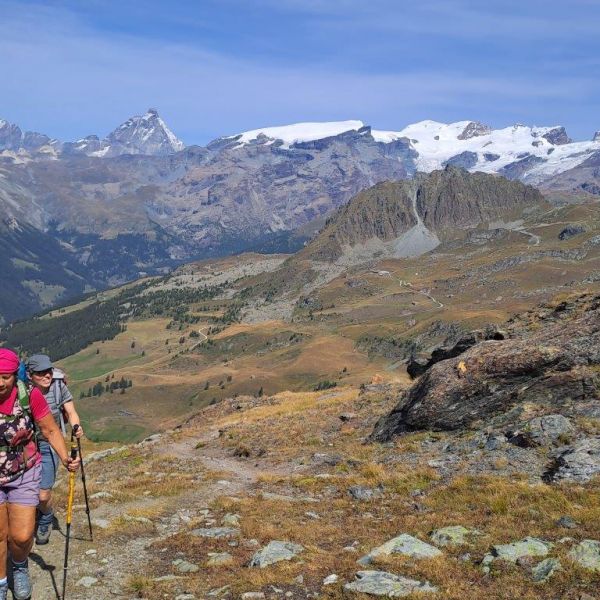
[
  {"xmin": 74, "ymin": 424, "xmax": 93, "ymax": 541},
  {"xmin": 62, "ymin": 430, "xmax": 78, "ymax": 600}
]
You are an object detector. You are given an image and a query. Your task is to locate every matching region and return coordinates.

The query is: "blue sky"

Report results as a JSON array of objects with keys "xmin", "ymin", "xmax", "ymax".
[{"xmin": 1, "ymin": 0, "xmax": 598, "ymax": 144}]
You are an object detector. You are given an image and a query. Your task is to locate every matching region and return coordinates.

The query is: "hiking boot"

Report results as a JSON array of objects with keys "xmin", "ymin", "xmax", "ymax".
[
  {"xmin": 12, "ymin": 560, "xmax": 32, "ymax": 600},
  {"xmin": 36, "ymin": 510, "xmax": 53, "ymax": 545},
  {"xmin": 35, "ymin": 522, "xmax": 52, "ymax": 545}
]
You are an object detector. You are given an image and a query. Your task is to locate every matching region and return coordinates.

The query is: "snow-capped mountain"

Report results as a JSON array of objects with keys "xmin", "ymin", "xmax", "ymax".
[
  {"xmin": 219, "ymin": 118, "xmax": 600, "ymax": 186},
  {"xmin": 1, "ymin": 109, "xmax": 184, "ymax": 158}
]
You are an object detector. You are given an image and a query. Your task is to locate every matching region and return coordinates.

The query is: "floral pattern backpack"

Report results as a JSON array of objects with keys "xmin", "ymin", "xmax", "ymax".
[{"xmin": 0, "ymin": 380, "xmax": 37, "ymax": 484}]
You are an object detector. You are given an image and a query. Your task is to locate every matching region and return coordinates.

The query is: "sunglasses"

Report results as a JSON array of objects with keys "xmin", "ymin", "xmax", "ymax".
[{"xmin": 31, "ymin": 369, "xmax": 53, "ymax": 376}]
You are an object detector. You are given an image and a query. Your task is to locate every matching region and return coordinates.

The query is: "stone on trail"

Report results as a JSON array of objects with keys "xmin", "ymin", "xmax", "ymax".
[
  {"xmin": 482, "ymin": 537, "xmax": 552, "ymax": 571},
  {"xmin": 91, "ymin": 518, "xmax": 110, "ymax": 529},
  {"xmin": 173, "ymin": 559, "xmax": 200, "ymax": 573},
  {"xmin": 249, "ymin": 541, "xmax": 304, "ymax": 568},
  {"xmin": 344, "ymin": 571, "xmax": 438, "ymax": 597},
  {"xmin": 348, "ymin": 485, "xmax": 383, "ymax": 501},
  {"xmin": 568, "ymin": 540, "xmax": 600, "ymax": 572},
  {"xmin": 207, "ymin": 552, "xmax": 234, "ymax": 566},
  {"xmin": 429, "ymin": 525, "xmax": 481, "ymax": 547},
  {"xmin": 241, "ymin": 593, "xmax": 266, "ymax": 599},
  {"xmin": 532, "ymin": 558, "xmax": 562, "ymax": 582},
  {"xmin": 556, "ymin": 515, "xmax": 578, "ymax": 529},
  {"xmin": 190, "ymin": 526, "xmax": 240, "ymax": 538},
  {"xmin": 76, "ymin": 576, "xmax": 98, "ymax": 588},
  {"xmin": 221, "ymin": 513, "xmax": 241, "ymax": 527},
  {"xmin": 175, "ymin": 595, "xmax": 196, "ymax": 600},
  {"xmin": 358, "ymin": 534, "xmax": 442, "ymax": 566},
  {"xmin": 323, "ymin": 574, "xmax": 339, "ymax": 585},
  {"xmin": 90, "ymin": 491, "xmax": 114, "ymax": 500}
]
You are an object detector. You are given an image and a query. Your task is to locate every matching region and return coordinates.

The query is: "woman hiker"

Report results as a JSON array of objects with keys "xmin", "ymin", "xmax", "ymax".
[
  {"xmin": 0, "ymin": 348, "xmax": 80, "ymax": 600},
  {"xmin": 26, "ymin": 354, "xmax": 84, "ymax": 546}
]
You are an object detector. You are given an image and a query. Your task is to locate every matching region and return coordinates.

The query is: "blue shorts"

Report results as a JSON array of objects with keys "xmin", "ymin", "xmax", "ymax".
[{"xmin": 39, "ymin": 441, "xmax": 59, "ymax": 491}]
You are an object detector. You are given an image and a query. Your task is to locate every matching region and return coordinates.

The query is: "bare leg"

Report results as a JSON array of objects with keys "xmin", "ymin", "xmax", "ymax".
[
  {"xmin": 7, "ymin": 504, "xmax": 36, "ymax": 562},
  {"xmin": 0, "ymin": 503, "xmax": 7, "ymax": 578},
  {"xmin": 38, "ymin": 489, "xmax": 52, "ymax": 516}
]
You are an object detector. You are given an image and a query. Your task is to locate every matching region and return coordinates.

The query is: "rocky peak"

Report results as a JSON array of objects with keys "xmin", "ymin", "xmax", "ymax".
[
  {"xmin": 542, "ymin": 126, "xmax": 572, "ymax": 146},
  {"xmin": 0, "ymin": 119, "xmax": 54, "ymax": 152},
  {"xmin": 457, "ymin": 121, "xmax": 492, "ymax": 140},
  {"xmin": 106, "ymin": 108, "xmax": 184, "ymax": 156},
  {"xmin": 593, "ymin": 131, "xmax": 600, "ymax": 142}
]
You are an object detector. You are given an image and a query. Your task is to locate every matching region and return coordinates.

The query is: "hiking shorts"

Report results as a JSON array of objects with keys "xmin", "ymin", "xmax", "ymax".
[
  {"xmin": 39, "ymin": 441, "xmax": 59, "ymax": 490},
  {"xmin": 0, "ymin": 462, "xmax": 41, "ymax": 506}
]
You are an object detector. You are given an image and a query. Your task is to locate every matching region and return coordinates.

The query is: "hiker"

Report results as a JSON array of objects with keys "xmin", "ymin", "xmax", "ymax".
[
  {"xmin": 0, "ymin": 348, "xmax": 79, "ymax": 600},
  {"xmin": 26, "ymin": 354, "xmax": 84, "ymax": 545}
]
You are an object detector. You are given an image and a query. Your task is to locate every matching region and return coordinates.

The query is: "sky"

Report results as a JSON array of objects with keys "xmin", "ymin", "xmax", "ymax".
[{"xmin": 0, "ymin": 0, "xmax": 598, "ymax": 145}]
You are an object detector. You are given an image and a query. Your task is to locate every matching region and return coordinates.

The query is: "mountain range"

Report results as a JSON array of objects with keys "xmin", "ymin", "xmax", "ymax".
[{"xmin": 1, "ymin": 109, "xmax": 599, "ymax": 323}]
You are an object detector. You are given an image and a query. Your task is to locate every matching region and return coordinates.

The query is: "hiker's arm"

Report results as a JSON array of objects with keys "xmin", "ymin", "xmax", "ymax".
[
  {"xmin": 36, "ymin": 413, "xmax": 80, "ymax": 472},
  {"xmin": 62, "ymin": 401, "xmax": 84, "ymax": 438}
]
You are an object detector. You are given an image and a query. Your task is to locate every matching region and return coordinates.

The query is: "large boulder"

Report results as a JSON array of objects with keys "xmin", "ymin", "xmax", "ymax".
[
  {"xmin": 546, "ymin": 437, "xmax": 600, "ymax": 483},
  {"xmin": 372, "ymin": 295, "xmax": 600, "ymax": 440}
]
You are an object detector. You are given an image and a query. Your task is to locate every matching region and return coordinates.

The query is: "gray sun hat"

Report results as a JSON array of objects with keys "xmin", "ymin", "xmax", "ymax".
[{"xmin": 26, "ymin": 354, "xmax": 54, "ymax": 373}]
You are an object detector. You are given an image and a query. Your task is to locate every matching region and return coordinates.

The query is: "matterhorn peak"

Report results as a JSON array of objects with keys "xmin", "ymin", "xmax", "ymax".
[{"xmin": 105, "ymin": 108, "xmax": 184, "ymax": 156}]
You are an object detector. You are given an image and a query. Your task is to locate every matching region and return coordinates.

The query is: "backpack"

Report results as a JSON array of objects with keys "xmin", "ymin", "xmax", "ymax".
[{"xmin": 0, "ymin": 380, "xmax": 37, "ymax": 484}]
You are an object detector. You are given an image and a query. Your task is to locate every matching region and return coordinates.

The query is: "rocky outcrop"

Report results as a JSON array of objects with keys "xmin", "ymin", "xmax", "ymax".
[
  {"xmin": 372, "ymin": 294, "xmax": 600, "ymax": 440},
  {"xmin": 457, "ymin": 121, "xmax": 492, "ymax": 140},
  {"xmin": 301, "ymin": 167, "xmax": 545, "ymax": 262},
  {"xmin": 542, "ymin": 127, "xmax": 572, "ymax": 146}
]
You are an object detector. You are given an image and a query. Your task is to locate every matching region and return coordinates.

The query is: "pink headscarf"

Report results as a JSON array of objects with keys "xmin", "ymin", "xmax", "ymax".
[{"xmin": 0, "ymin": 349, "xmax": 20, "ymax": 374}]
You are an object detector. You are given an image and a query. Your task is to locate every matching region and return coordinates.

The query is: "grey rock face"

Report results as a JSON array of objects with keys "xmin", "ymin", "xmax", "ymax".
[
  {"xmin": 559, "ymin": 225, "xmax": 586, "ymax": 240},
  {"xmin": 344, "ymin": 571, "xmax": 438, "ymax": 597},
  {"xmin": 531, "ymin": 558, "xmax": 561, "ymax": 582},
  {"xmin": 372, "ymin": 295, "xmax": 600, "ymax": 439},
  {"xmin": 429, "ymin": 526, "xmax": 480, "ymax": 547},
  {"xmin": 568, "ymin": 540, "xmax": 600, "ymax": 571},
  {"xmin": 510, "ymin": 414, "xmax": 574, "ymax": 447},
  {"xmin": 593, "ymin": 131, "xmax": 600, "ymax": 142},
  {"xmin": 443, "ymin": 151, "xmax": 478, "ymax": 169},
  {"xmin": 457, "ymin": 121, "xmax": 492, "ymax": 140},
  {"xmin": 172, "ymin": 559, "xmax": 199, "ymax": 573},
  {"xmin": 249, "ymin": 541, "xmax": 304, "ymax": 568},
  {"xmin": 483, "ymin": 537, "xmax": 552, "ymax": 568},
  {"xmin": 483, "ymin": 152, "xmax": 501, "ymax": 162},
  {"xmin": 548, "ymin": 437, "xmax": 600, "ymax": 483},
  {"xmin": 190, "ymin": 527, "xmax": 240, "ymax": 538},
  {"xmin": 542, "ymin": 127, "xmax": 572, "ymax": 145},
  {"xmin": 348, "ymin": 485, "xmax": 383, "ymax": 501},
  {"xmin": 358, "ymin": 534, "xmax": 442, "ymax": 565}
]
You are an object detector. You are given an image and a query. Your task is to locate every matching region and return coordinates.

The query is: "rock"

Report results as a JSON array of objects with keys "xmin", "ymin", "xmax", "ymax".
[
  {"xmin": 91, "ymin": 518, "xmax": 110, "ymax": 529},
  {"xmin": 429, "ymin": 525, "xmax": 481, "ymax": 547},
  {"xmin": 207, "ymin": 552, "xmax": 234, "ymax": 567},
  {"xmin": 241, "ymin": 593, "xmax": 265, "ymax": 600},
  {"xmin": 358, "ymin": 534, "xmax": 442, "ymax": 565},
  {"xmin": 559, "ymin": 225, "xmax": 586, "ymax": 240},
  {"xmin": 568, "ymin": 539, "xmax": 600, "ymax": 571},
  {"xmin": 556, "ymin": 516, "xmax": 578, "ymax": 529},
  {"xmin": 339, "ymin": 412, "xmax": 357, "ymax": 422},
  {"xmin": 547, "ymin": 437, "xmax": 600, "ymax": 483},
  {"xmin": 76, "ymin": 576, "xmax": 98, "ymax": 588},
  {"xmin": 221, "ymin": 513, "xmax": 241, "ymax": 527},
  {"xmin": 294, "ymin": 575, "xmax": 304, "ymax": 585},
  {"xmin": 486, "ymin": 537, "xmax": 552, "ymax": 565},
  {"xmin": 510, "ymin": 414, "xmax": 574, "ymax": 447},
  {"xmin": 348, "ymin": 486, "xmax": 383, "ymax": 501},
  {"xmin": 173, "ymin": 559, "xmax": 199, "ymax": 573},
  {"xmin": 89, "ymin": 491, "xmax": 113, "ymax": 500},
  {"xmin": 312, "ymin": 453, "xmax": 342, "ymax": 466},
  {"xmin": 190, "ymin": 527, "xmax": 240, "ymax": 538},
  {"xmin": 323, "ymin": 574, "xmax": 339, "ymax": 585},
  {"xmin": 250, "ymin": 541, "xmax": 304, "ymax": 568},
  {"xmin": 122, "ymin": 514, "xmax": 152, "ymax": 525},
  {"xmin": 532, "ymin": 558, "xmax": 562, "ymax": 582},
  {"xmin": 371, "ymin": 295, "xmax": 600, "ymax": 440},
  {"xmin": 84, "ymin": 549, "xmax": 97, "ymax": 556},
  {"xmin": 344, "ymin": 570, "xmax": 438, "ymax": 597}
]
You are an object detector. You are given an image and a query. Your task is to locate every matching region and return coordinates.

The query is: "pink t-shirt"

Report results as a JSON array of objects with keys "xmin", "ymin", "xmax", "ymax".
[
  {"xmin": 0, "ymin": 386, "xmax": 51, "ymax": 468},
  {"xmin": 0, "ymin": 386, "xmax": 50, "ymax": 420}
]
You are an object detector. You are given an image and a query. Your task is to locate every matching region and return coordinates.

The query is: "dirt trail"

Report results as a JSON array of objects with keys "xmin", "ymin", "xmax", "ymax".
[{"xmin": 29, "ymin": 430, "xmax": 282, "ymax": 600}]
